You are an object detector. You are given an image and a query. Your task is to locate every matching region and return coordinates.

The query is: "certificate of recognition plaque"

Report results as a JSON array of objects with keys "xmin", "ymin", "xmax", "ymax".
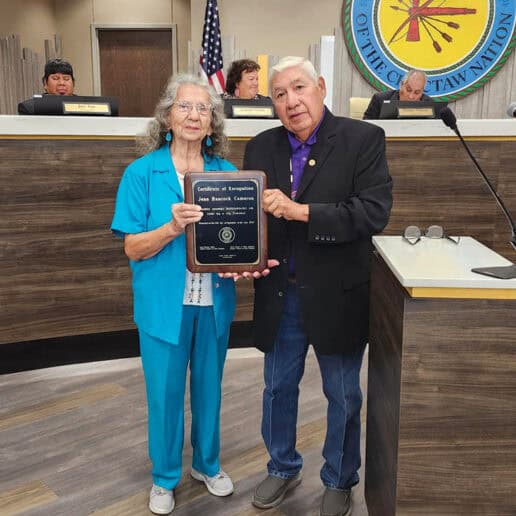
[{"xmin": 184, "ymin": 171, "xmax": 268, "ymax": 273}]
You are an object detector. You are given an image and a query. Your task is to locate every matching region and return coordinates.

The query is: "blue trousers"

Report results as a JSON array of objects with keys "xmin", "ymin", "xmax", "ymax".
[
  {"xmin": 139, "ymin": 305, "xmax": 229, "ymax": 490},
  {"xmin": 262, "ymin": 284, "xmax": 365, "ymax": 490}
]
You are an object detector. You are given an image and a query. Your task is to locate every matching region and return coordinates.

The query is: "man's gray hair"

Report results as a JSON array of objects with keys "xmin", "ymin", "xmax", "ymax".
[
  {"xmin": 138, "ymin": 73, "xmax": 228, "ymax": 157},
  {"xmin": 401, "ymin": 69, "xmax": 427, "ymax": 87},
  {"xmin": 270, "ymin": 56, "xmax": 319, "ymax": 88}
]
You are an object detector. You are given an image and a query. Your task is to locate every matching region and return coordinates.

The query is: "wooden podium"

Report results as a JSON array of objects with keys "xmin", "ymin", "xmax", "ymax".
[{"xmin": 365, "ymin": 236, "xmax": 516, "ymax": 515}]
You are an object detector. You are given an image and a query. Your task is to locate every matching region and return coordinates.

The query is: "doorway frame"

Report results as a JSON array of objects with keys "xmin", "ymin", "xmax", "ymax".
[{"xmin": 91, "ymin": 23, "xmax": 178, "ymax": 96}]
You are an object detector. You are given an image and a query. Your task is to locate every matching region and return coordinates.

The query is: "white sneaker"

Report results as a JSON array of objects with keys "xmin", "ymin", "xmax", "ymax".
[
  {"xmin": 191, "ymin": 468, "xmax": 234, "ymax": 496},
  {"xmin": 149, "ymin": 484, "xmax": 175, "ymax": 514}
]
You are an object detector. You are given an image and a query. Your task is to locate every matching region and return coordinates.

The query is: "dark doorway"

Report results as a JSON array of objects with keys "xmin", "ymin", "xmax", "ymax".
[{"xmin": 98, "ymin": 29, "xmax": 173, "ymax": 117}]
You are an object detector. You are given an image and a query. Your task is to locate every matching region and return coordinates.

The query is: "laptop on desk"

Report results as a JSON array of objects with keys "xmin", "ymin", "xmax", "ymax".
[
  {"xmin": 33, "ymin": 95, "xmax": 119, "ymax": 116},
  {"xmin": 379, "ymin": 99, "xmax": 447, "ymax": 119}
]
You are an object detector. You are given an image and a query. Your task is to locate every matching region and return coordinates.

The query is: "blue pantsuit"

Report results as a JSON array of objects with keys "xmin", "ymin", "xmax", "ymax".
[{"xmin": 111, "ymin": 144, "xmax": 237, "ymax": 490}]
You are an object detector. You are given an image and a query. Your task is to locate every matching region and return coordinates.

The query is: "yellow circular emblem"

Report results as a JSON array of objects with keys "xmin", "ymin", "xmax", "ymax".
[{"xmin": 378, "ymin": 0, "xmax": 490, "ymax": 70}]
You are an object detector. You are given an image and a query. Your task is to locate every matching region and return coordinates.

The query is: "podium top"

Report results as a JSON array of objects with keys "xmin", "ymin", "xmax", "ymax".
[{"xmin": 372, "ymin": 236, "xmax": 516, "ymax": 299}]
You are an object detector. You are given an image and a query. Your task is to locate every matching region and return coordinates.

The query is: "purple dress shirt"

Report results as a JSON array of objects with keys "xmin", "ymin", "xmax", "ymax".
[{"xmin": 287, "ymin": 108, "xmax": 325, "ymax": 198}]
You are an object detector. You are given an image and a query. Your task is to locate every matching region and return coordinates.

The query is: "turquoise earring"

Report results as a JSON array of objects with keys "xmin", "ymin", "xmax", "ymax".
[
  {"xmin": 205, "ymin": 135, "xmax": 212, "ymax": 147},
  {"xmin": 165, "ymin": 131, "xmax": 172, "ymax": 142}
]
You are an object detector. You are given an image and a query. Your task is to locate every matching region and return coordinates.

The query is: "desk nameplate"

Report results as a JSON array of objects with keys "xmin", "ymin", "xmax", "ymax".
[{"xmin": 62, "ymin": 102, "xmax": 111, "ymax": 115}]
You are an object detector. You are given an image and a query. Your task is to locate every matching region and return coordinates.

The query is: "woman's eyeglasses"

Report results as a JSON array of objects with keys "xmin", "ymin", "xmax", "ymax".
[
  {"xmin": 173, "ymin": 101, "xmax": 213, "ymax": 116},
  {"xmin": 403, "ymin": 225, "xmax": 460, "ymax": 245}
]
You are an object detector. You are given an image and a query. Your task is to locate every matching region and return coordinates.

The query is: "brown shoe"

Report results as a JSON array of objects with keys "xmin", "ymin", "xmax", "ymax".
[
  {"xmin": 252, "ymin": 472, "xmax": 302, "ymax": 509},
  {"xmin": 320, "ymin": 487, "xmax": 351, "ymax": 516}
]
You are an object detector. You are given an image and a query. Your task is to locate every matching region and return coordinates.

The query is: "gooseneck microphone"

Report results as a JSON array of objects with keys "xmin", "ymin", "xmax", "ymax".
[{"xmin": 439, "ymin": 107, "xmax": 516, "ymax": 279}]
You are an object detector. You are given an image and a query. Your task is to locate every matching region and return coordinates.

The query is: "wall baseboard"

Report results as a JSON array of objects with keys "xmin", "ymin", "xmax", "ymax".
[{"xmin": 0, "ymin": 322, "xmax": 254, "ymax": 375}]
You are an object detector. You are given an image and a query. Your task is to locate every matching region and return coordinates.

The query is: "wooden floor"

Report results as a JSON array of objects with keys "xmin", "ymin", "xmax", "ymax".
[{"xmin": 0, "ymin": 349, "xmax": 369, "ymax": 516}]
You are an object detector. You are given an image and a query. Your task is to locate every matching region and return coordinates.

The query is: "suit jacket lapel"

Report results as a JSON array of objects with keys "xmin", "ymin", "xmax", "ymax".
[{"xmin": 296, "ymin": 110, "xmax": 337, "ymax": 200}]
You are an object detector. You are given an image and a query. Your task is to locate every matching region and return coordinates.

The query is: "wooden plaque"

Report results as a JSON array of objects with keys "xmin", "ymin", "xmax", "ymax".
[{"xmin": 184, "ymin": 171, "xmax": 268, "ymax": 273}]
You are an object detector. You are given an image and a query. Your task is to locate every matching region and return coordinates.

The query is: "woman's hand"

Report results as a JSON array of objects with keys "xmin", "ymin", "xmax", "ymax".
[
  {"xmin": 218, "ymin": 259, "xmax": 280, "ymax": 281},
  {"xmin": 171, "ymin": 203, "xmax": 203, "ymax": 233},
  {"xmin": 124, "ymin": 202, "xmax": 203, "ymax": 261}
]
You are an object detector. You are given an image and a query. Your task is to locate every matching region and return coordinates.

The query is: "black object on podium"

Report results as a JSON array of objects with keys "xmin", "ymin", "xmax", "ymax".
[
  {"xmin": 379, "ymin": 99, "xmax": 447, "ymax": 119},
  {"xmin": 33, "ymin": 95, "xmax": 119, "ymax": 116}
]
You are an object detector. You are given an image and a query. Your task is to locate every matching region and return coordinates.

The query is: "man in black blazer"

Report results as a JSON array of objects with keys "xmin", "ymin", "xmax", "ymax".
[
  {"xmin": 243, "ymin": 57, "xmax": 392, "ymax": 516},
  {"xmin": 363, "ymin": 69, "xmax": 432, "ymax": 119},
  {"xmin": 18, "ymin": 58, "xmax": 75, "ymax": 115}
]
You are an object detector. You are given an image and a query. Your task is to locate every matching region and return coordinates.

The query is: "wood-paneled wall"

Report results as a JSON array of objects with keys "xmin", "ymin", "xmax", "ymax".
[
  {"xmin": 0, "ymin": 134, "xmax": 515, "ymax": 346},
  {"xmin": 367, "ymin": 254, "xmax": 516, "ymax": 515},
  {"xmin": 0, "ymin": 34, "xmax": 60, "ymax": 114}
]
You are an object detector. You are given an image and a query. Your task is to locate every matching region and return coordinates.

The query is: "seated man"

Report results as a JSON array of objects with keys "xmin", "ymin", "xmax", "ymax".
[
  {"xmin": 363, "ymin": 69, "xmax": 431, "ymax": 120},
  {"xmin": 18, "ymin": 58, "xmax": 75, "ymax": 115}
]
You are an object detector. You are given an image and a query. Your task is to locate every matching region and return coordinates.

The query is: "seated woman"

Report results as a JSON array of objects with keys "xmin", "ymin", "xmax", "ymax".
[{"xmin": 223, "ymin": 59, "xmax": 267, "ymax": 99}]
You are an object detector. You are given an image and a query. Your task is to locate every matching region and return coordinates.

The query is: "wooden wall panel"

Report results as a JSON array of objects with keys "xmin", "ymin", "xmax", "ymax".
[
  {"xmin": 0, "ymin": 139, "xmax": 137, "ymax": 344},
  {"xmin": 382, "ymin": 139, "xmax": 516, "ymax": 261},
  {"xmin": 0, "ymin": 135, "xmax": 514, "ymax": 346},
  {"xmin": 0, "ymin": 34, "xmax": 59, "ymax": 114},
  {"xmin": 367, "ymin": 254, "xmax": 516, "ymax": 515},
  {"xmin": 397, "ymin": 295, "xmax": 516, "ymax": 514},
  {"xmin": 365, "ymin": 256, "xmax": 405, "ymax": 516}
]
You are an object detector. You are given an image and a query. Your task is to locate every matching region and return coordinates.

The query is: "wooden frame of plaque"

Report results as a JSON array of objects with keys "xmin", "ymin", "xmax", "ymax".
[{"xmin": 184, "ymin": 171, "xmax": 268, "ymax": 273}]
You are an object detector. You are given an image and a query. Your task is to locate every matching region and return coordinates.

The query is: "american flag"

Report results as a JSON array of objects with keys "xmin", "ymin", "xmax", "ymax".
[{"xmin": 199, "ymin": 0, "xmax": 225, "ymax": 94}]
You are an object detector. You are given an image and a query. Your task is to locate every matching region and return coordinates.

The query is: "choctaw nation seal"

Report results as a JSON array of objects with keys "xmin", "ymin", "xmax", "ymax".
[
  {"xmin": 218, "ymin": 227, "xmax": 236, "ymax": 244},
  {"xmin": 343, "ymin": 0, "xmax": 516, "ymax": 100}
]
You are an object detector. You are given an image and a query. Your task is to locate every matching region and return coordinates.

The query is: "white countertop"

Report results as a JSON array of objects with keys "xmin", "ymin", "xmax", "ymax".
[
  {"xmin": 1, "ymin": 115, "xmax": 516, "ymax": 138},
  {"xmin": 0, "ymin": 115, "xmax": 282, "ymax": 137},
  {"xmin": 373, "ymin": 236, "xmax": 516, "ymax": 290}
]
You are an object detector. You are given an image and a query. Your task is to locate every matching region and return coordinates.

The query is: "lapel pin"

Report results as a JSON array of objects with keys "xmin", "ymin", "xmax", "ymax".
[{"xmin": 308, "ymin": 159, "xmax": 316, "ymax": 167}]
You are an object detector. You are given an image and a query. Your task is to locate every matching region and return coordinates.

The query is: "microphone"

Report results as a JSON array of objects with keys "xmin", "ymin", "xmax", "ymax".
[
  {"xmin": 439, "ymin": 107, "xmax": 516, "ymax": 279},
  {"xmin": 507, "ymin": 102, "xmax": 516, "ymax": 118}
]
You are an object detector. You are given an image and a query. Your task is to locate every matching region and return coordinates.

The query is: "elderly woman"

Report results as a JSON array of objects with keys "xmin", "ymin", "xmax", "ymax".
[
  {"xmin": 111, "ymin": 74, "xmax": 236, "ymax": 515},
  {"xmin": 224, "ymin": 59, "xmax": 267, "ymax": 99}
]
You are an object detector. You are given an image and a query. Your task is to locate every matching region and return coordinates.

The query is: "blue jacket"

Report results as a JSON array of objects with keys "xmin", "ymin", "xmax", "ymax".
[{"xmin": 111, "ymin": 144, "xmax": 237, "ymax": 345}]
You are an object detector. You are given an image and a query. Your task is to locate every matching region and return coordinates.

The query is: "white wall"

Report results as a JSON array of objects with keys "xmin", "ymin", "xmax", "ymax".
[
  {"xmin": 190, "ymin": 0, "xmax": 342, "ymax": 60},
  {"xmin": 0, "ymin": 0, "xmax": 57, "ymax": 58},
  {"xmin": 53, "ymin": 0, "xmax": 176, "ymax": 95},
  {"xmin": 1, "ymin": 0, "xmax": 186, "ymax": 96}
]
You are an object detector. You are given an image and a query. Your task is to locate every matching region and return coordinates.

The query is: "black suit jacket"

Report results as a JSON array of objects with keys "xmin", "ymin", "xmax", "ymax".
[
  {"xmin": 17, "ymin": 96, "xmax": 41, "ymax": 115},
  {"xmin": 363, "ymin": 89, "xmax": 433, "ymax": 120},
  {"xmin": 243, "ymin": 109, "xmax": 393, "ymax": 354}
]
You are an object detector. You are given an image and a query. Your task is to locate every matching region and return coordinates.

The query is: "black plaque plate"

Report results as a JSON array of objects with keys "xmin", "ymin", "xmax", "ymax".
[{"xmin": 184, "ymin": 171, "xmax": 267, "ymax": 273}]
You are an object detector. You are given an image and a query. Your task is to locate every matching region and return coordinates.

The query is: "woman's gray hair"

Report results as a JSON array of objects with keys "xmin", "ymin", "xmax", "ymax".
[
  {"xmin": 138, "ymin": 73, "xmax": 229, "ymax": 157},
  {"xmin": 269, "ymin": 56, "xmax": 319, "ymax": 88}
]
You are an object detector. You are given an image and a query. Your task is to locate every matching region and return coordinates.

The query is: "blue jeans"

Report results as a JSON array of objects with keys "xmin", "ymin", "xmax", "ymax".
[{"xmin": 262, "ymin": 283, "xmax": 365, "ymax": 490}]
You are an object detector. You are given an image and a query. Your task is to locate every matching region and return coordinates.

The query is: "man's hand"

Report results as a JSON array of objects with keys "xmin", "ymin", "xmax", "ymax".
[
  {"xmin": 262, "ymin": 189, "xmax": 309, "ymax": 221},
  {"xmin": 218, "ymin": 259, "xmax": 280, "ymax": 281}
]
